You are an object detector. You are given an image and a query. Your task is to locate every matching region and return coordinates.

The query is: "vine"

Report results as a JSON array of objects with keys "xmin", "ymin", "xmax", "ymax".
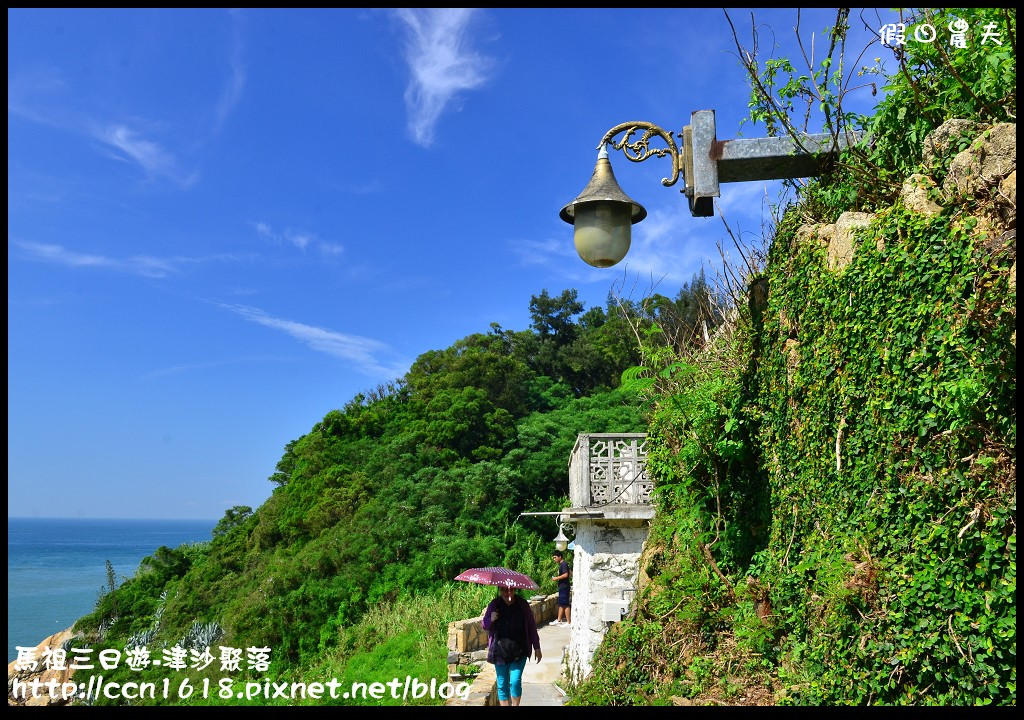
[{"xmin": 574, "ymin": 6, "xmax": 1015, "ymax": 706}]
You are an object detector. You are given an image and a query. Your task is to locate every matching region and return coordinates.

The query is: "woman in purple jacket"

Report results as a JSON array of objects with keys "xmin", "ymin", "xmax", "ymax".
[{"xmin": 481, "ymin": 587, "xmax": 543, "ymax": 706}]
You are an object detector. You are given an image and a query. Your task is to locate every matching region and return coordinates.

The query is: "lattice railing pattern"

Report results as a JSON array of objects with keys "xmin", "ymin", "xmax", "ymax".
[{"xmin": 586, "ymin": 435, "xmax": 650, "ymax": 505}]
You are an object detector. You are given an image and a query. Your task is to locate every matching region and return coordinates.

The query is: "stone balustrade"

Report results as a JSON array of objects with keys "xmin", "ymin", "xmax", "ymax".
[{"xmin": 569, "ymin": 433, "xmax": 651, "ymax": 508}]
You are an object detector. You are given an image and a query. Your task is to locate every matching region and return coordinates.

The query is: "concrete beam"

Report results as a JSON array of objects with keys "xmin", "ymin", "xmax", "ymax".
[
  {"xmin": 717, "ymin": 133, "xmax": 858, "ymax": 183},
  {"xmin": 564, "ymin": 506, "xmax": 655, "ymax": 522},
  {"xmin": 683, "ymin": 108, "xmax": 861, "ymax": 217}
]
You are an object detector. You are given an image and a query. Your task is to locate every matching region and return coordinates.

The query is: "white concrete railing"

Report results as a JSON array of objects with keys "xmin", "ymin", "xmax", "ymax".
[{"xmin": 568, "ymin": 433, "xmax": 650, "ymax": 508}]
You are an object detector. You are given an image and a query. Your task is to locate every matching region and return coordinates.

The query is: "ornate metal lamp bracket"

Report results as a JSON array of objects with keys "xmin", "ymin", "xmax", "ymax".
[
  {"xmin": 593, "ymin": 111, "xmax": 859, "ymax": 218},
  {"xmin": 598, "ymin": 122, "xmax": 685, "ymax": 189}
]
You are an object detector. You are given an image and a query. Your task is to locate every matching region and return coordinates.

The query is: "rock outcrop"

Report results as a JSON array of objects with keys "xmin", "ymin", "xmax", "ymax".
[{"xmin": 8, "ymin": 628, "xmax": 80, "ymax": 707}]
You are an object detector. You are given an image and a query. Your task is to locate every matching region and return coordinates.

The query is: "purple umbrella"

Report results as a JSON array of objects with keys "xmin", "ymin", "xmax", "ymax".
[{"xmin": 454, "ymin": 566, "xmax": 540, "ymax": 590}]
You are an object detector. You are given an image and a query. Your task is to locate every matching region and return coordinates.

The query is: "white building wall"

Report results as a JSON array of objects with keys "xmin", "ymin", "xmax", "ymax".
[{"xmin": 567, "ymin": 520, "xmax": 648, "ymax": 682}]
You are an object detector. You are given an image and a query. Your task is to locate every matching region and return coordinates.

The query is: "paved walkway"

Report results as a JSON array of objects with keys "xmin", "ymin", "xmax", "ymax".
[{"xmin": 518, "ymin": 621, "xmax": 571, "ymax": 706}]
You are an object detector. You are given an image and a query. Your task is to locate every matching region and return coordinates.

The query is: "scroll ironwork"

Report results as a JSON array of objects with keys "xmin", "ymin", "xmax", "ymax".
[{"xmin": 598, "ymin": 121, "xmax": 683, "ymax": 188}]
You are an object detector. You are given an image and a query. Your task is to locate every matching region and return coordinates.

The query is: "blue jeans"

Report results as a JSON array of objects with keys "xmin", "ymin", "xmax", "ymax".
[{"xmin": 494, "ymin": 656, "xmax": 528, "ymax": 701}]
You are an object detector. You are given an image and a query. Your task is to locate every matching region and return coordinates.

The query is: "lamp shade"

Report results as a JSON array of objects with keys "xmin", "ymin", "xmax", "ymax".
[
  {"xmin": 560, "ymin": 147, "xmax": 646, "ymax": 268},
  {"xmin": 553, "ymin": 527, "xmax": 570, "ymax": 552}
]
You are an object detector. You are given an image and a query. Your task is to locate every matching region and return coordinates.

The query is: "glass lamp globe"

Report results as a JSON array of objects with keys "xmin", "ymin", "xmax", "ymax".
[
  {"xmin": 560, "ymin": 146, "xmax": 646, "ymax": 268},
  {"xmin": 572, "ymin": 201, "xmax": 633, "ymax": 268},
  {"xmin": 553, "ymin": 527, "xmax": 570, "ymax": 552}
]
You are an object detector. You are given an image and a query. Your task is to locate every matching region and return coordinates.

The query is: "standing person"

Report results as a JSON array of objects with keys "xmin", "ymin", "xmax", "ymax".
[
  {"xmin": 481, "ymin": 587, "xmax": 542, "ymax": 706},
  {"xmin": 552, "ymin": 550, "xmax": 571, "ymax": 625}
]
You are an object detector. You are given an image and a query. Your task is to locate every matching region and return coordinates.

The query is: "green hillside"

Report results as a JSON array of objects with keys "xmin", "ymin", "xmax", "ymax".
[
  {"xmin": 61, "ymin": 7, "xmax": 1014, "ymax": 707},
  {"xmin": 67, "ymin": 282, "xmax": 720, "ymax": 706}
]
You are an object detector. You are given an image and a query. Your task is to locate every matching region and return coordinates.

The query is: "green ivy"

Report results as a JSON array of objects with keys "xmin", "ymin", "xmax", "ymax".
[{"xmin": 578, "ymin": 6, "xmax": 1015, "ymax": 707}]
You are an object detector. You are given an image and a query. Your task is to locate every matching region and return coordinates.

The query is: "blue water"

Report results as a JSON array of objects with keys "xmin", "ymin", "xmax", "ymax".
[{"xmin": 7, "ymin": 517, "xmax": 215, "ymax": 662}]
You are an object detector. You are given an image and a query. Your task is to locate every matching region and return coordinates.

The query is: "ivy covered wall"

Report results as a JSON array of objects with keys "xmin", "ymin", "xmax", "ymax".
[{"xmin": 572, "ymin": 8, "xmax": 1015, "ymax": 707}]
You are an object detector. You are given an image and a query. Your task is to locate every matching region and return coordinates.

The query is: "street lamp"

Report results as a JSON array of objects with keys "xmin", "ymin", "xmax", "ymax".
[
  {"xmin": 552, "ymin": 523, "xmax": 572, "ymax": 552},
  {"xmin": 560, "ymin": 110, "xmax": 860, "ymax": 267},
  {"xmin": 558, "ymin": 143, "xmax": 646, "ymax": 268}
]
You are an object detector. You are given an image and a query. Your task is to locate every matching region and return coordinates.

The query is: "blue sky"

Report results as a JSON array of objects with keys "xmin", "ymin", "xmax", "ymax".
[{"xmin": 9, "ymin": 8, "xmax": 891, "ymax": 519}]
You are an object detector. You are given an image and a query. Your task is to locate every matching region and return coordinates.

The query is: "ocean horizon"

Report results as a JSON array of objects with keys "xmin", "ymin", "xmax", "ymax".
[{"xmin": 7, "ymin": 517, "xmax": 216, "ymax": 663}]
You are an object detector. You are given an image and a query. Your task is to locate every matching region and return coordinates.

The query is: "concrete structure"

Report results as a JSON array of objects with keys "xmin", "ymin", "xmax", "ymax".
[{"xmin": 562, "ymin": 433, "xmax": 653, "ymax": 682}]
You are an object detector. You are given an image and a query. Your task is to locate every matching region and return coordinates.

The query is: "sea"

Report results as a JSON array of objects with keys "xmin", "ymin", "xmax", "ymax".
[{"xmin": 7, "ymin": 517, "xmax": 215, "ymax": 663}]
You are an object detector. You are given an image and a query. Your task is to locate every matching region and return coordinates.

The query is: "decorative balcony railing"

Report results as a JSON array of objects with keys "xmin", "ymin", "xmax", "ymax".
[{"xmin": 568, "ymin": 433, "xmax": 651, "ymax": 508}]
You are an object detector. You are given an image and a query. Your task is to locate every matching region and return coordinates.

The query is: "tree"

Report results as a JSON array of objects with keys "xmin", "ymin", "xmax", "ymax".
[
  {"xmin": 268, "ymin": 440, "xmax": 297, "ymax": 486},
  {"xmin": 212, "ymin": 505, "xmax": 254, "ymax": 538},
  {"xmin": 405, "ymin": 332, "xmax": 536, "ymax": 418},
  {"xmin": 104, "ymin": 559, "xmax": 119, "ymax": 616},
  {"xmin": 529, "ymin": 288, "xmax": 584, "ymax": 341},
  {"xmin": 642, "ymin": 271, "xmax": 724, "ymax": 356},
  {"xmin": 524, "ymin": 289, "xmax": 586, "ymax": 391}
]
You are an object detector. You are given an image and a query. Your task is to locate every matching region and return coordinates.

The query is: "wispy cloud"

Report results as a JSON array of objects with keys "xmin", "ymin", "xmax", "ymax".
[
  {"xmin": 11, "ymin": 68, "xmax": 199, "ymax": 187},
  {"xmin": 252, "ymin": 221, "xmax": 342, "ymax": 257},
  {"xmin": 219, "ymin": 303, "xmax": 408, "ymax": 378},
  {"xmin": 13, "ymin": 240, "xmax": 237, "ymax": 278},
  {"xmin": 213, "ymin": 9, "xmax": 247, "ymax": 134},
  {"xmin": 93, "ymin": 123, "xmax": 199, "ymax": 187},
  {"xmin": 144, "ymin": 355, "xmax": 295, "ymax": 379},
  {"xmin": 618, "ymin": 206, "xmax": 716, "ymax": 285},
  {"xmin": 10, "ymin": 10, "xmax": 247, "ymax": 188},
  {"xmin": 716, "ymin": 180, "xmax": 780, "ymax": 224},
  {"xmin": 331, "ymin": 178, "xmax": 385, "ymax": 196},
  {"xmin": 7, "ymin": 65, "xmax": 67, "ymax": 127},
  {"xmin": 519, "ymin": 205, "xmax": 718, "ymax": 287},
  {"xmin": 392, "ymin": 8, "xmax": 496, "ymax": 147}
]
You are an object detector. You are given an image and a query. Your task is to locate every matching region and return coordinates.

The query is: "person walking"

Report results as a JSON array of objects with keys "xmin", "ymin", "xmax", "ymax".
[
  {"xmin": 482, "ymin": 587, "xmax": 543, "ymax": 706},
  {"xmin": 552, "ymin": 549, "xmax": 571, "ymax": 625}
]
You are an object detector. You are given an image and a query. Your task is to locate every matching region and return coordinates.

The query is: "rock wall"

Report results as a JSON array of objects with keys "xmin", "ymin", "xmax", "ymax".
[
  {"xmin": 567, "ymin": 520, "xmax": 649, "ymax": 682},
  {"xmin": 795, "ymin": 120, "xmax": 1015, "ymax": 276}
]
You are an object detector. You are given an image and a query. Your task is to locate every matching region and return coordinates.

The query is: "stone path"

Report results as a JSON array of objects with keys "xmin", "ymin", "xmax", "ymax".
[{"xmin": 518, "ymin": 620, "xmax": 571, "ymax": 706}]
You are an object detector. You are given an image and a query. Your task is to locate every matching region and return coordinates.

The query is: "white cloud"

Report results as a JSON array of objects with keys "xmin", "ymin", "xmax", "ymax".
[
  {"xmin": 94, "ymin": 123, "xmax": 199, "ymax": 187},
  {"xmin": 7, "ymin": 66, "xmax": 67, "ymax": 127},
  {"xmin": 513, "ymin": 234, "xmax": 576, "ymax": 268},
  {"xmin": 333, "ymin": 178, "xmax": 384, "ymax": 196},
  {"xmin": 392, "ymin": 8, "xmax": 496, "ymax": 147},
  {"xmin": 286, "ymin": 231, "xmax": 312, "ymax": 251},
  {"xmin": 144, "ymin": 355, "xmax": 293, "ymax": 379},
  {"xmin": 251, "ymin": 221, "xmax": 341, "ymax": 256},
  {"xmin": 213, "ymin": 9, "xmax": 247, "ymax": 133},
  {"xmin": 220, "ymin": 303, "xmax": 408, "ymax": 378},
  {"xmin": 10, "ymin": 14, "xmax": 246, "ymax": 189},
  {"xmin": 622, "ymin": 204, "xmax": 714, "ymax": 284},
  {"xmin": 520, "ymin": 203, "xmax": 710, "ymax": 287},
  {"xmin": 13, "ymin": 240, "xmax": 236, "ymax": 278}
]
